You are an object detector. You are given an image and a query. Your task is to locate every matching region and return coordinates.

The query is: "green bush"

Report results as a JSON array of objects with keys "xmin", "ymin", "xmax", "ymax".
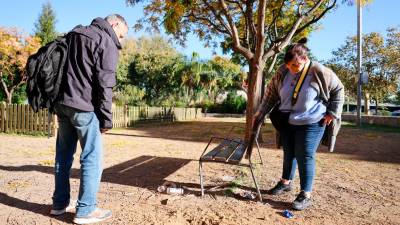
[
  {"xmin": 220, "ymin": 92, "xmax": 246, "ymax": 113},
  {"xmin": 198, "ymin": 99, "xmax": 217, "ymax": 113},
  {"xmin": 199, "ymin": 92, "xmax": 247, "ymax": 114},
  {"xmin": 379, "ymin": 110, "xmax": 392, "ymax": 116}
]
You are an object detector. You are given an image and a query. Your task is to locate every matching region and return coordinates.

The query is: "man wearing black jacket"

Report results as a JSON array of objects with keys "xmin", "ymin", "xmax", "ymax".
[{"xmin": 50, "ymin": 14, "xmax": 128, "ymax": 224}]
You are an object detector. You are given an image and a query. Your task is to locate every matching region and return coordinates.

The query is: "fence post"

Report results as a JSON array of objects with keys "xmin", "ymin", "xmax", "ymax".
[
  {"xmin": 12, "ymin": 104, "xmax": 16, "ymax": 132},
  {"xmin": 0, "ymin": 102, "xmax": 5, "ymax": 132},
  {"xmin": 11, "ymin": 104, "xmax": 15, "ymax": 132},
  {"xmin": 38, "ymin": 109, "xmax": 43, "ymax": 132},
  {"xmin": 124, "ymin": 105, "xmax": 128, "ymax": 128},
  {"xmin": 29, "ymin": 106, "xmax": 33, "ymax": 132},
  {"xmin": 25, "ymin": 104, "xmax": 29, "ymax": 133},
  {"xmin": 51, "ymin": 114, "xmax": 57, "ymax": 137},
  {"xmin": 6, "ymin": 103, "xmax": 10, "ymax": 132},
  {"xmin": 21, "ymin": 104, "xmax": 25, "ymax": 133}
]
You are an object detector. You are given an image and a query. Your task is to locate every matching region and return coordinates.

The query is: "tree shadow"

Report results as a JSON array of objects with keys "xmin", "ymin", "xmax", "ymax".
[
  {"xmin": 0, "ymin": 156, "xmax": 192, "ymax": 191},
  {"xmin": 167, "ymin": 180, "xmax": 292, "ymax": 209},
  {"xmin": 0, "ymin": 192, "xmax": 73, "ymax": 224},
  {"xmin": 108, "ymin": 121, "xmax": 276, "ymax": 144},
  {"xmin": 102, "ymin": 155, "xmax": 192, "ymax": 190},
  {"xmin": 110, "ymin": 120, "xmax": 400, "ymax": 164},
  {"xmin": 323, "ymin": 126, "xmax": 400, "ymax": 164},
  {"xmin": 0, "ymin": 155, "xmax": 273, "ymax": 206}
]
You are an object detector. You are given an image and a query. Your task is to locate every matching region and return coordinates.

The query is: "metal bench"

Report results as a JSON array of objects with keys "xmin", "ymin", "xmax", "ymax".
[{"xmin": 198, "ymin": 126, "xmax": 263, "ymax": 201}]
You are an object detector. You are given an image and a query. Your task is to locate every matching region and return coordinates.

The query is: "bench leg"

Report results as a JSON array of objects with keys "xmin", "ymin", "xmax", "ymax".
[
  {"xmin": 199, "ymin": 161, "xmax": 205, "ymax": 197},
  {"xmin": 248, "ymin": 158, "xmax": 262, "ymax": 202},
  {"xmin": 255, "ymin": 139, "xmax": 263, "ymax": 165}
]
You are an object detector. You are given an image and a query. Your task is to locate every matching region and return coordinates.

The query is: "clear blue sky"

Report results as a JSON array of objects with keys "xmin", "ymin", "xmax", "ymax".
[{"xmin": 1, "ymin": 0, "xmax": 399, "ymax": 61}]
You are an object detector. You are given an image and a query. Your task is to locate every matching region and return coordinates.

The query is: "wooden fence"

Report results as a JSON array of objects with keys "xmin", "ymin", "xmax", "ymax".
[
  {"xmin": 111, "ymin": 105, "xmax": 203, "ymax": 128},
  {"xmin": 0, "ymin": 103, "xmax": 55, "ymax": 134},
  {"xmin": 0, "ymin": 103, "xmax": 203, "ymax": 135}
]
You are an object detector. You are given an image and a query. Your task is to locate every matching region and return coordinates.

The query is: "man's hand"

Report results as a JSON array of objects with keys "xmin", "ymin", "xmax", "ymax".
[
  {"xmin": 322, "ymin": 114, "xmax": 335, "ymax": 126},
  {"xmin": 100, "ymin": 128, "xmax": 109, "ymax": 134}
]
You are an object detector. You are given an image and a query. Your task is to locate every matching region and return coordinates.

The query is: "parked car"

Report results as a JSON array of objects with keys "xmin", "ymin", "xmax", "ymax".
[{"xmin": 392, "ymin": 110, "xmax": 400, "ymax": 116}]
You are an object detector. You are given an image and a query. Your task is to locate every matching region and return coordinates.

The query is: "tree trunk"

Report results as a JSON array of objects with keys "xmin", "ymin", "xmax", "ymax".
[
  {"xmin": 256, "ymin": 54, "xmax": 278, "ymax": 144},
  {"xmin": 245, "ymin": 59, "xmax": 264, "ymax": 156},
  {"xmin": 375, "ymin": 98, "xmax": 379, "ymax": 115},
  {"xmin": 364, "ymin": 92, "xmax": 370, "ymax": 115},
  {"xmin": 6, "ymin": 92, "xmax": 12, "ymax": 104},
  {"xmin": 2, "ymin": 87, "xmax": 12, "ymax": 104},
  {"xmin": 0, "ymin": 75, "xmax": 12, "ymax": 104},
  {"xmin": 257, "ymin": 71, "xmax": 266, "ymax": 144}
]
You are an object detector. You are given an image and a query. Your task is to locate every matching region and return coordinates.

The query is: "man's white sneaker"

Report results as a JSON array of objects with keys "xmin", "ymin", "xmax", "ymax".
[{"xmin": 73, "ymin": 208, "xmax": 112, "ymax": 224}]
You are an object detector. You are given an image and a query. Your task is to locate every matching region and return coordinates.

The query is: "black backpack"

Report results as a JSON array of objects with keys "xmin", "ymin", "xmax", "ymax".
[{"xmin": 26, "ymin": 35, "xmax": 69, "ymax": 113}]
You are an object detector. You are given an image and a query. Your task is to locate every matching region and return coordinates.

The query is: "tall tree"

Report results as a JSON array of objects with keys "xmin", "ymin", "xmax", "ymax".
[
  {"xmin": 328, "ymin": 28, "xmax": 399, "ymax": 114},
  {"xmin": 127, "ymin": 0, "xmax": 338, "ymax": 152},
  {"xmin": 0, "ymin": 27, "xmax": 41, "ymax": 103},
  {"xmin": 114, "ymin": 38, "xmax": 146, "ymax": 105},
  {"xmin": 207, "ymin": 56, "xmax": 244, "ymax": 101},
  {"xmin": 34, "ymin": 2, "xmax": 57, "ymax": 46},
  {"xmin": 129, "ymin": 36, "xmax": 186, "ymax": 105}
]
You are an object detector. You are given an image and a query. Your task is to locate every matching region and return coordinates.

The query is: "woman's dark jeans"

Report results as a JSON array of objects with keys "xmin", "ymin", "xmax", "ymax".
[{"xmin": 279, "ymin": 121, "xmax": 326, "ymax": 192}]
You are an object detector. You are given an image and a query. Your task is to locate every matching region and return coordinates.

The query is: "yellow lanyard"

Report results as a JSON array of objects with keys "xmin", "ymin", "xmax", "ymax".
[{"xmin": 291, "ymin": 61, "xmax": 311, "ymax": 106}]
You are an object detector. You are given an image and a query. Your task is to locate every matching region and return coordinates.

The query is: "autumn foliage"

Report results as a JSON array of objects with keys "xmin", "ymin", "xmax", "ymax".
[{"xmin": 0, "ymin": 27, "xmax": 41, "ymax": 103}]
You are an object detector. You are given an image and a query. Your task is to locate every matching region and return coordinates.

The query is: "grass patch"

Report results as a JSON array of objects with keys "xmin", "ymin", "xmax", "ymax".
[
  {"xmin": 110, "ymin": 140, "xmax": 128, "ymax": 149},
  {"xmin": 224, "ymin": 167, "xmax": 249, "ymax": 196},
  {"xmin": 0, "ymin": 131, "xmax": 48, "ymax": 137},
  {"xmin": 7, "ymin": 180, "xmax": 31, "ymax": 190},
  {"xmin": 342, "ymin": 121, "xmax": 400, "ymax": 133},
  {"xmin": 224, "ymin": 178, "xmax": 242, "ymax": 196},
  {"xmin": 38, "ymin": 159, "xmax": 54, "ymax": 166}
]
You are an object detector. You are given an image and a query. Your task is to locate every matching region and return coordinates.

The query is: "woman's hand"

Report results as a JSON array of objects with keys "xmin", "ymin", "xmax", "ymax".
[{"xmin": 322, "ymin": 114, "xmax": 335, "ymax": 125}]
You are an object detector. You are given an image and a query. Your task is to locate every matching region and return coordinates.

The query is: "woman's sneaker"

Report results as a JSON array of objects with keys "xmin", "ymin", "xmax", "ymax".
[
  {"xmin": 50, "ymin": 200, "xmax": 76, "ymax": 216},
  {"xmin": 73, "ymin": 208, "xmax": 112, "ymax": 224},
  {"xmin": 292, "ymin": 191, "xmax": 312, "ymax": 210},
  {"xmin": 267, "ymin": 181, "xmax": 293, "ymax": 195}
]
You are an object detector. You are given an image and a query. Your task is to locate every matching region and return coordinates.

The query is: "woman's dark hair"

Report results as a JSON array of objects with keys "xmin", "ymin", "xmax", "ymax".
[{"xmin": 283, "ymin": 37, "xmax": 309, "ymax": 64}]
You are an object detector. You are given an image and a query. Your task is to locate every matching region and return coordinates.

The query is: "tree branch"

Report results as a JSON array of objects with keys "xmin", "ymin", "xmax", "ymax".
[
  {"xmin": 0, "ymin": 74, "xmax": 10, "ymax": 97},
  {"xmin": 245, "ymin": 0, "xmax": 256, "ymax": 51},
  {"xmin": 219, "ymin": 0, "xmax": 253, "ymax": 59},
  {"xmin": 267, "ymin": 0, "xmax": 286, "ymax": 43},
  {"xmin": 187, "ymin": 13, "xmax": 229, "ymax": 35},
  {"xmin": 254, "ymin": 0, "xmax": 267, "ymax": 62},
  {"xmin": 267, "ymin": 53, "xmax": 278, "ymax": 75},
  {"xmin": 202, "ymin": 0, "xmax": 232, "ymax": 35},
  {"xmin": 294, "ymin": 0, "xmax": 337, "ymax": 36},
  {"xmin": 263, "ymin": 0, "xmax": 336, "ymax": 61}
]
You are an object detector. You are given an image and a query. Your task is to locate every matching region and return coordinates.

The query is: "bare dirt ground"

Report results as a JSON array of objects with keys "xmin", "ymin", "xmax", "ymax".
[{"xmin": 0, "ymin": 117, "xmax": 399, "ymax": 225}]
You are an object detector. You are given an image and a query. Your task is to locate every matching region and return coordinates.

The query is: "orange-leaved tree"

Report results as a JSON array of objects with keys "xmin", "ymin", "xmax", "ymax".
[{"xmin": 0, "ymin": 27, "xmax": 41, "ymax": 103}]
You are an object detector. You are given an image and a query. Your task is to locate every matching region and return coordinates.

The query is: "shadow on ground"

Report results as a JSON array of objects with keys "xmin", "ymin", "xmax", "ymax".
[
  {"xmin": 0, "ymin": 192, "xmax": 73, "ymax": 223},
  {"xmin": 1, "ymin": 119, "xmax": 399, "ymax": 221},
  {"xmin": 109, "ymin": 120, "xmax": 400, "ymax": 164},
  {"xmin": 0, "ymin": 154, "xmax": 291, "ymax": 211}
]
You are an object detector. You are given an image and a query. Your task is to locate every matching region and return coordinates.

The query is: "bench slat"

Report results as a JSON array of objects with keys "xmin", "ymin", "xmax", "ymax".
[
  {"xmin": 227, "ymin": 143, "xmax": 247, "ymax": 164},
  {"xmin": 201, "ymin": 139, "xmax": 231, "ymax": 161},
  {"xmin": 213, "ymin": 139, "xmax": 242, "ymax": 162}
]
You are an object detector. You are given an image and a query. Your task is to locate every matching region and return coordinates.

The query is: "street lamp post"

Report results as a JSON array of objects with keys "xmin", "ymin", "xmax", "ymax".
[{"xmin": 356, "ymin": 0, "xmax": 363, "ymax": 127}]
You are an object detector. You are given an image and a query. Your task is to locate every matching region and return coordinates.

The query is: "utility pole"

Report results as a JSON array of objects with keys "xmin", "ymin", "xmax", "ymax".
[{"xmin": 356, "ymin": 0, "xmax": 363, "ymax": 127}]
